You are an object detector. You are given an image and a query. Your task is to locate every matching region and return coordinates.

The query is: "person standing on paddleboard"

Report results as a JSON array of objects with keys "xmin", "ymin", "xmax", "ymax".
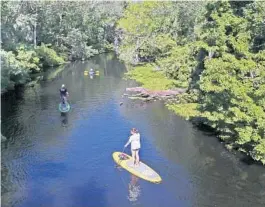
[
  {"xmin": 124, "ymin": 128, "xmax": 141, "ymax": 167},
  {"xmin": 60, "ymin": 84, "xmax": 69, "ymax": 104}
]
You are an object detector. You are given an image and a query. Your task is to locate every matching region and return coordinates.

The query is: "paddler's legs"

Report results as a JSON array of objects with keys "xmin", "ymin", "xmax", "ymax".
[
  {"xmin": 61, "ymin": 96, "xmax": 65, "ymax": 104},
  {"xmin": 131, "ymin": 150, "xmax": 136, "ymax": 166},
  {"xmin": 135, "ymin": 150, "xmax": 140, "ymax": 166}
]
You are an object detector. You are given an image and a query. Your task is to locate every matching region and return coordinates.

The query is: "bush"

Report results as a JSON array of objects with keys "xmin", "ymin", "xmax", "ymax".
[
  {"xmin": 36, "ymin": 44, "xmax": 65, "ymax": 67},
  {"xmin": 16, "ymin": 46, "xmax": 41, "ymax": 73},
  {"xmin": 1, "ymin": 50, "xmax": 30, "ymax": 92},
  {"xmin": 104, "ymin": 43, "xmax": 115, "ymax": 52}
]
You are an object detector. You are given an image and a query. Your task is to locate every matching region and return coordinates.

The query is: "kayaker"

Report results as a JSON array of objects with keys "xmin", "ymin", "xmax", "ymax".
[
  {"xmin": 89, "ymin": 68, "xmax": 94, "ymax": 74},
  {"xmin": 60, "ymin": 84, "xmax": 69, "ymax": 104},
  {"xmin": 124, "ymin": 128, "xmax": 141, "ymax": 167}
]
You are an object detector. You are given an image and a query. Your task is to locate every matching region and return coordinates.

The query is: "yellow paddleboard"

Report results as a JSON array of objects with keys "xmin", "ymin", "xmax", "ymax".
[{"xmin": 113, "ymin": 152, "xmax": 162, "ymax": 184}]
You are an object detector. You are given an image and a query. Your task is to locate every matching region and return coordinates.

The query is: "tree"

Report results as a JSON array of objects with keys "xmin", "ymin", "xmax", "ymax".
[{"xmin": 197, "ymin": 1, "xmax": 265, "ymax": 163}]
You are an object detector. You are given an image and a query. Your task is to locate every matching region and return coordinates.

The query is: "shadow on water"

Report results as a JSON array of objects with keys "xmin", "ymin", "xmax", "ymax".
[{"xmin": 240, "ymin": 156, "xmax": 257, "ymax": 166}]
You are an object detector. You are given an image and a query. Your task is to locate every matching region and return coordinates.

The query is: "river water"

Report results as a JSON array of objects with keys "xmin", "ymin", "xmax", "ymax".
[{"xmin": 1, "ymin": 53, "xmax": 265, "ymax": 207}]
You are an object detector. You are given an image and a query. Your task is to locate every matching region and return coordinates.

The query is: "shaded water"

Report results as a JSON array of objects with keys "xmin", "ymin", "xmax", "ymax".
[{"xmin": 1, "ymin": 53, "xmax": 265, "ymax": 207}]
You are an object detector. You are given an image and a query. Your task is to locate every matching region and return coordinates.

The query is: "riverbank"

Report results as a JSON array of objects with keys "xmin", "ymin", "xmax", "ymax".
[
  {"xmin": 125, "ymin": 64, "xmax": 200, "ymax": 118},
  {"xmin": 125, "ymin": 64, "xmax": 265, "ymax": 165},
  {"xmin": 1, "ymin": 46, "xmax": 107, "ymax": 95},
  {"xmin": 1, "ymin": 45, "xmax": 65, "ymax": 94}
]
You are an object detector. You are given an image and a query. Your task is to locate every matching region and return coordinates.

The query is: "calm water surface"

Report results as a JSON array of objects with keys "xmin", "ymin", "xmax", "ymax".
[{"xmin": 1, "ymin": 53, "xmax": 265, "ymax": 207}]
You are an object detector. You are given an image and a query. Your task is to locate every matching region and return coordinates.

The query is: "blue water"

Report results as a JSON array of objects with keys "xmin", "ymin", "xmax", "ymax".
[{"xmin": 1, "ymin": 54, "xmax": 265, "ymax": 207}]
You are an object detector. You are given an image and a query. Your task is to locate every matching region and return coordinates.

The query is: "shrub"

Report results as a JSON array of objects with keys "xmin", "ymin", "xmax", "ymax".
[
  {"xmin": 16, "ymin": 46, "xmax": 41, "ymax": 73},
  {"xmin": 36, "ymin": 44, "xmax": 64, "ymax": 67},
  {"xmin": 1, "ymin": 50, "xmax": 30, "ymax": 92}
]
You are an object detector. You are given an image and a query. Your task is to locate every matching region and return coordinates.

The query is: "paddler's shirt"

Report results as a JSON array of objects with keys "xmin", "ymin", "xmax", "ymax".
[
  {"xmin": 128, "ymin": 133, "xmax": 141, "ymax": 150},
  {"xmin": 60, "ymin": 88, "xmax": 67, "ymax": 96}
]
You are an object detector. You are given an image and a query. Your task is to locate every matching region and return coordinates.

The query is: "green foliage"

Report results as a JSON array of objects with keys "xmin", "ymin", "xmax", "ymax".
[
  {"xmin": 176, "ymin": 91, "xmax": 200, "ymax": 104},
  {"xmin": 64, "ymin": 29, "xmax": 99, "ymax": 61},
  {"xmin": 117, "ymin": 1, "xmax": 206, "ymax": 64},
  {"xmin": 157, "ymin": 44, "xmax": 198, "ymax": 88},
  {"xmin": 251, "ymin": 140, "xmax": 265, "ymax": 164},
  {"xmin": 104, "ymin": 43, "xmax": 114, "ymax": 52},
  {"xmin": 1, "ymin": 1, "xmax": 125, "ymax": 58},
  {"xmin": 1, "ymin": 50, "xmax": 30, "ymax": 92},
  {"xmin": 118, "ymin": 1, "xmax": 265, "ymax": 163},
  {"xmin": 36, "ymin": 44, "xmax": 64, "ymax": 67},
  {"xmin": 118, "ymin": 2, "xmax": 169, "ymax": 36},
  {"xmin": 243, "ymin": 1, "xmax": 265, "ymax": 52},
  {"xmin": 117, "ymin": 2, "xmax": 175, "ymax": 64},
  {"xmin": 167, "ymin": 103, "xmax": 200, "ymax": 120},
  {"xmin": 126, "ymin": 65, "xmax": 176, "ymax": 90},
  {"xmin": 16, "ymin": 46, "xmax": 41, "ymax": 73},
  {"xmin": 197, "ymin": 1, "xmax": 265, "ymax": 163},
  {"xmin": 1, "ymin": 1, "xmax": 125, "ymax": 93}
]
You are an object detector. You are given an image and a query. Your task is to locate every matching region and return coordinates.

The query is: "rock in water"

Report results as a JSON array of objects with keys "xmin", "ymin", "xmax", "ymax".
[{"xmin": 126, "ymin": 87, "xmax": 187, "ymax": 100}]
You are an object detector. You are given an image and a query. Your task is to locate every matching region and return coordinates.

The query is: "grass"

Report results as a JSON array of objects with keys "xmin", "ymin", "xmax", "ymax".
[
  {"xmin": 166, "ymin": 103, "xmax": 201, "ymax": 120},
  {"xmin": 126, "ymin": 64, "xmax": 176, "ymax": 90}
]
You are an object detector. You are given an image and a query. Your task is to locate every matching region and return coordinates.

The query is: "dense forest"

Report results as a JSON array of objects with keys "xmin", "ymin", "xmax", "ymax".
[
  {"xmin": 1, "ymin": 1, "xmax": 265, "ymax": 164},
  {"xmin": 1, "ymin": 1, "xmax": 125, "ymax": 92}
]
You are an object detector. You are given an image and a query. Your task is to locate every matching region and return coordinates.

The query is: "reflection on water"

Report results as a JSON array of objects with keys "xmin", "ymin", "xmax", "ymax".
[
  {"xmin": 61, "ymin": 113, "xmax": 68, "ymax": 127},
  {"xmin": 1, "ymin": 53, "xmax": 265, "ymax": 207},
  {"xmin": 128, "ymin": 175, "xmax": 141, "ymax": 202}
]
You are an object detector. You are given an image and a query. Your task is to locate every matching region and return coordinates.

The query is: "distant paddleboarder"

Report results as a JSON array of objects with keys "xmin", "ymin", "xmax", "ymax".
[
  {"xmin": 124, "ymin": 128, "xmax": 141, "ymax": 167},
  {"xmin": 89, "ymin": 68, "xmax": 94, "ymax": 74},
  {"xmin": 60, "ymin": 84, "xmax": 69, "ymax": 104}
]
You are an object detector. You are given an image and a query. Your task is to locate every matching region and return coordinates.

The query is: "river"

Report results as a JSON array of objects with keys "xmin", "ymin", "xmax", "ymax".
[{"xmin": 1, "ymin": 53, "xmax": 265, "ymax": 207}]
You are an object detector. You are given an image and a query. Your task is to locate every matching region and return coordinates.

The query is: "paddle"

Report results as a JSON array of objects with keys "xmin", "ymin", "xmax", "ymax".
[{"xmin": 122, "ymin": 146, "xmax": 126, "ymax": 154}]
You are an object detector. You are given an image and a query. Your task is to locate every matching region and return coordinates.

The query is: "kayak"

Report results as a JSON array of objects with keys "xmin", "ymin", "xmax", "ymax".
[
  {"xmin": 112, "ymin": 152, "xmax": 162, "ymax": 184},
  {"xmin": 59, "ymin": 102, "xmax": 71, "ymax": 113}
]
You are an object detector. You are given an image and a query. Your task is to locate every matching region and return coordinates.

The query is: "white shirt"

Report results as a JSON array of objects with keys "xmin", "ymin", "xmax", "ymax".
[{"xmin": 127, "ymin": 133, "xmax": 141, "ymax": 150}]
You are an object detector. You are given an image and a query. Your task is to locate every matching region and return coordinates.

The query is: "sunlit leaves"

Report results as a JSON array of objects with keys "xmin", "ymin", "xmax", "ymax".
[{"xmin": 197, "ymin": 1, "xmax": 265, "ymax": 163}]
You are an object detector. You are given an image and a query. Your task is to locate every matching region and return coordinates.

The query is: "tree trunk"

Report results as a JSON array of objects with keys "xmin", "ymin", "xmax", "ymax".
[
  {"xmin": 208, "ymin": 50, "xmax": 214, "ymax": 59},
  {"xmin": 33, "ymin": 21, "xmax": 37, "ymax": 48}
]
